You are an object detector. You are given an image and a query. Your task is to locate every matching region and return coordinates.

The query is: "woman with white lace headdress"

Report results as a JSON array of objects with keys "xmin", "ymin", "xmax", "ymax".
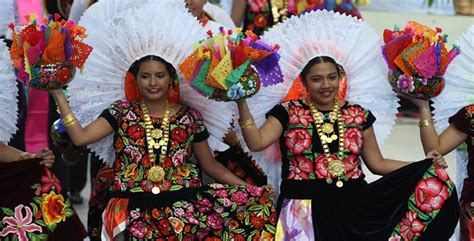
[
  {"xmin": 50, "ymin": 2, "xmax": 276, "ymax": 240},
  {"xmin": 410, "ymin": 25, "xmax": 474, "ymax": 241},
  {"xmin": 234, "ymin": 10, "xmax": 458, "ymax": 240}
]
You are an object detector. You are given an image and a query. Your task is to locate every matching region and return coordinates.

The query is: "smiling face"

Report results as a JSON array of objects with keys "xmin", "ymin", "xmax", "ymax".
[
  {"xmin": 135, "ymin": 59, "xmax": 173, "ymax": 103},
  {"xmin": 302, "ymin": 59, "xmax": 340, "ymax": 110},
  {"xmin": 184, "ymin": 0, "xmax": 207, "ymax": 19}
]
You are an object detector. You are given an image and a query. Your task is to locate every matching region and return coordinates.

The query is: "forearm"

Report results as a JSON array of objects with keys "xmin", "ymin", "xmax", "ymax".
[
  {"xmin": 0, "ymin": 143, "xmax": 27, "ymax": 162},
  {"xmin": 52, "ymin": 91, "xmax": 88, "ymax": 146},
  {"xmin": 231, "ymin": 0, "xmax": 246, "ymax": 27},
  {"xmin": 205, "ymin": 161, "xmax": 247, "ymax": 185},
  {"xmin": 373, "ymin": 158, "xmax": 411, "ymax": 175},
  {"xmin": 236, "ymin": 100, "xmax": 265, "ymax": 151},
  {"xmin": 418, "ymin": 105, "xmax": 441, "ymax": 155}
]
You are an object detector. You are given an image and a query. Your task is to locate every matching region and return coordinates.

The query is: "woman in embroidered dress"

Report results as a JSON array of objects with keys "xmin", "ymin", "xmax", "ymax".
[
  {"xmin": 51, "ymin": 53, "xmax": 277, "ymax": 240},
  {"xmin": 236, "ymin": 55, "xmax": 459, "ymax": 240}
]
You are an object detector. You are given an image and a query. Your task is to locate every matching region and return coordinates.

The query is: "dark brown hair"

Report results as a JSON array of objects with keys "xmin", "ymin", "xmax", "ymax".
[
  {"xmin": 128, "ymin": 55, "xmax": 178, "ymax": 86},
  {"xmin": 300, "ymin": 56, "xmax": 342, "ymax": 82}
]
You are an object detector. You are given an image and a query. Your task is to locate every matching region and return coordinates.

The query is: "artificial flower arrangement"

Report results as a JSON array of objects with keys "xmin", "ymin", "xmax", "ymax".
[
  {"xmin": 179, "ymin": 28, "xmax": 283, "ymax": 101},
  {"xmin": 382, "ymin": 21, "xmax": 460, "ymax": 99},
  {"xmin": 9, "ymin": 14, "xmax": 93, "ymax": 90}
]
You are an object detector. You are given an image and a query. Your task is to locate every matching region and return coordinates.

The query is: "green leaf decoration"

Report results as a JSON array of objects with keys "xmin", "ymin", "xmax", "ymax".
[
  {"xmin": 225, "ymin": 59, "xmax": 252, "ymax": 88},
  {"xmin": 265, "ymin": 223, "xmax": 276, "ymax": 234},
  {"xmin": 1, "ymin": 207, "xmax": 14, "ymax": 216},
  {"xmin": 192, "ymin": 59, "xmax": 215, "ymax": 97}
]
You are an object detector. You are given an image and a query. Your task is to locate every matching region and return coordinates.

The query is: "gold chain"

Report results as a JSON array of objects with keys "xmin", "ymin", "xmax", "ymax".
[
  {"xmin": 306, "ymin": 98, "xmax": 347, "ymax": 188},
  {"xmin": 270, "ymin": 0, "xmax": 288, "ymax": 23},
  {"xmin": 141, "ymin": 101, "xmax": 170, "ymax": 193}
]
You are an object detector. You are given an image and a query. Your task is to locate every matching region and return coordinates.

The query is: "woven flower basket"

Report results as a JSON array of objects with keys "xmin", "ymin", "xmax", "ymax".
[{"xmin": 454, "ymin": 0, "xmax": 474, "ymax": 15}]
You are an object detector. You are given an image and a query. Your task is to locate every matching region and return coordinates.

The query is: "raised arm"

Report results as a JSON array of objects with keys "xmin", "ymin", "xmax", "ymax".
[
  {"xmin": 50, "ymin": 89, "xmax": 114, "ymax": 146},
  {"xmin": 236, "ymin": 99, "xmax": 283, "ymax": 152},
  {"xmin": 192, "ymin": 139, "xmax": 246, "ymax": 185},
  {"xmin": 412, "ymin": 99, "xmax": 467, "ymax": 155},
  {"xmin": 230, "ymin": 0, "xmax": 246, "ymax": 27}
]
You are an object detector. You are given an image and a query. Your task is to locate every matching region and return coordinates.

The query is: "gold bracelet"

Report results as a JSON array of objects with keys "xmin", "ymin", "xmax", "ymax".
[
  {"xmin": 63, "ymin": 119, "xmax": 78, "ymax": 127},
  {"xmin": 18, "ymin": 152, "xmax": 31, "ymax": 160},
  {"xmin": 239, "ymin": 117, "xmax": 255, "ymax": 129},
  {"xmin": 418, "ymin": 119, "xmax": 433, "ymax": 127},
  {"xmin": 62, "ymin": 113, "xmax": 75, "ymax": 122}
]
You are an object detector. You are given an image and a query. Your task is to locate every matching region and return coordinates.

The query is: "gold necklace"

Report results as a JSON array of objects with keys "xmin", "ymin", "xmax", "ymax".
[
  {"xmin": 270, "ymin": 0, "xmax": 288, "ymax": 23},
  {"xmin": 141, "ymin": 101, "xmax": 170, "ymax": 194},
  {"xmin": 306, "ymin": 98, "xmax": 347, "ymax": 188}
]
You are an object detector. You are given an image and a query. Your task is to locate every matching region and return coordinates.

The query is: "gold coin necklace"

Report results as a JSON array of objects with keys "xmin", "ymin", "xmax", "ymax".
[
  {"xmin": 306, "ymin": 98, "xmax": 347, "ymax": 188},
  {"xmin": 141, "ymin": 101, "xmax": 170, "ymax": 194}
]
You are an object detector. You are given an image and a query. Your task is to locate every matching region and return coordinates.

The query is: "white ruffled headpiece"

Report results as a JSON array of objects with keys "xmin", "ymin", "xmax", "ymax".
[
  {"xmin": 433, "ymin": 25, "xmax": 474, "ymax": 132},
  {"xmin": 0, "ymin": 41, "xmax": 19, "ymax": 144}
]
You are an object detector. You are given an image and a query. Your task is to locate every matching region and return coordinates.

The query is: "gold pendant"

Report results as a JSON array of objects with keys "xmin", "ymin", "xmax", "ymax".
[
  {"xmin": 151, "ymin": 129, "xmax": 163, "ymax": 139},
  {"xmin": 322, "ymin": 123, "xmax": 334, "ymax": 134},
  {"xmin": 328, "ymin": 159, "xmax": 345, "ymax": 177},
  {"xmin": 152, "ymin": 186, "xmax": 161, "ymax": 194},
  {"xmin": 336, "ymin": 180, "xmax": 344, "ymax": 188},
  {"xmin": 148, "ymin": 166, "xmax": 165, "ymax": 182},
  {"xmin": 326, "ymin": 137, "xmax": 333, "ymax": 143},
  {"xmin": 331, "ymin": 134, "xmax": 338, "ymax": 140},
  {"xmin": 153, "ymin": 142, "xmax": 161, "ymax": 149}
]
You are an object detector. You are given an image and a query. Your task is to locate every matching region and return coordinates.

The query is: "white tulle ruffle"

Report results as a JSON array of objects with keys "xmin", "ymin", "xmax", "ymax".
[
  {"xmin": 0, "ymin": 41, "xmax": 19, "ymax": 144},
  {"xmin": 433, "ymin": 25, "xmax": 474, "ymax": 132}
]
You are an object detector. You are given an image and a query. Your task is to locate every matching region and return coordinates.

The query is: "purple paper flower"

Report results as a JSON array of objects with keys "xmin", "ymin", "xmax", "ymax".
[{"xmin": 397, "ymin": 75, "xmax": 415, "ymax": 93}]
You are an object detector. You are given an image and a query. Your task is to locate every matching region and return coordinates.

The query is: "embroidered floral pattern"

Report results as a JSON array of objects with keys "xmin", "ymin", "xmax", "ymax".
[
  {"xmin": 126, "ymin": 185, "xmax": 277, "ymax": 240},
  {"xmin": 281, "ymin": 100, "xmax": 368, "ymax": 181},
  {"xmin": 0, "ymin": 167, "xmax": 76, "ymax": 240},
  {"xmin": 108, "ymin": 100, "xmax": 207, "ymax": 193},
  {"xmin": 389, "ymin": 165, "xmax": 455, "ymax": 240}
]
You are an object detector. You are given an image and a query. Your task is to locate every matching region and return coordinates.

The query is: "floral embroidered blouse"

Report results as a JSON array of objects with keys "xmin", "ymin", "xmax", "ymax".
[
  {"xmin": 100, "ymin": 100, "xmax": 209, "ymax": 193},
  {"xmin": 267, "ymin": 100, "xmax": 375, "ymax": 181}
]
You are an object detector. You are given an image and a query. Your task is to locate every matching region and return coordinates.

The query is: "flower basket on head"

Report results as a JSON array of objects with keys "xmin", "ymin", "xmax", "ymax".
[
  {"xmin": 179, "ymin": 28, "xmax": 283, "ymax": 101},
  {"xmin": 382, "ymin": 21, "xmax": 460, "ymax": 99},
  {"xmin": 9, "ymin": 14, "xmax": 92, "ymax": 90}
]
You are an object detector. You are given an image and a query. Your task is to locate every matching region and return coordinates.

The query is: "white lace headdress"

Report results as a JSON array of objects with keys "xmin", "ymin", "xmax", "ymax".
[
  {"xmin": 68, "ymin": 1, "xmax": 207, "ymax": 165},
  {"xmin": 432, "ymin": 25, "xmax": 474, "ymax": 192},
  {"xmin": 433, "ymin": 25, "xmax": 474, "ymax": 132},
  {"xmin": 0, "ymin": 41, "xmax": 19, "ymax": 144},
  {"xmin": 237, "ymin": 10, "xmax": 400, "ymax": 188}
]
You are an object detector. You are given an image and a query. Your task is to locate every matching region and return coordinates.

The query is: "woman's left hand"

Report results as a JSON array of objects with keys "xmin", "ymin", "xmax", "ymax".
[
  {"xmin": 427, "ymin": 150, "xmax": 448, "ymax": 169},
  {"xmin": 261, "ymin": 184, "xmax": 277, "ymax": 199},
  {"xmin": 35, "ymin": 148, "xmax": 55, "ymax": 168}
]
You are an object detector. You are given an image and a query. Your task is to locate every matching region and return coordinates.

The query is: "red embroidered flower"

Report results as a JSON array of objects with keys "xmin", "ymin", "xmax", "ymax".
[
  {"xmin": 285, "ymin": 129, "xmax": 312, "ymax": 155},
  {"xmin": 114, "ymin": 138, "xmax": 123, "ymax": 151},
  {"xmin": 250, "ymin": 216, "xmax": 265, "ymax": 229},
  {"xmin": 230, "ymin": 191, "xmax": 249, "ymax": 205},
  {"xmin": 415, "ymin": 177, "xmax": 449, "ymax": 212},
  {"xmin": 40, "ymin": 167, "xmax": 62, "ymax": 193},
  {"xmin": 288, "ymin": 105, "xmax": 312, "ymax": 127},
  {"xmin": 399, "ymin": 211, "xmax": 425, "ymax": 240},
  {"xmin": 344, "ymin": 127, "xmax": 363, "ymax": 154},
  {"xmin": 127, "ymin": 124, "xmax": 145, "ymax": 140},
  {"xmin": 288, "ymin": 156, "xmax": 314, "ymax": 180},
  {"xmin": 466, "ymin": 105, "xmax": 474, "ymax": 114},
  {"xmin": 434, "ymin": 166, "xmax": 450, "ymax": 183},
  {"xmin": 248, "ymin": 0, "xmax": 268, "ymax": 12},
  {"xmin": 342, "ymin": 106, "xmax": 367, "ymax": 125},
  {"xmin": 314, "ymin": 154, "xmax": 331, "ymax": 179},
  {"xmin": 171, "ymin": 127, "xmax": 188, "ymax": 144},
  {"xmin": 343, "ymin": 154, "xmax": 363, "ymax": 179},
  {"xmin": 157, "ymin": 218, "xmax": 171, "ymax": 236},
  {"xmin": 254, "ymin": 13, "xmax": 268, "ymax": 28}
]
